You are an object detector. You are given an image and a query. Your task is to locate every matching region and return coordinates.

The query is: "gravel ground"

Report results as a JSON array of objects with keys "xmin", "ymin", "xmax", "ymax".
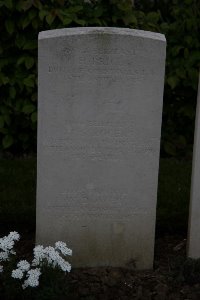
[{"xmin": 66, "ymin": 235, "xmax": 200, "ymax": 300}]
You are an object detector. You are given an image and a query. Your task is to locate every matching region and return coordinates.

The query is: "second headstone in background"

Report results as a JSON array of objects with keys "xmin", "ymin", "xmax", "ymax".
[
  {"xmin": 36, "ymin": 27, "xmax": 166, "ymax": 269},
  {"xmin": 188, "ymin": 73, "xmax": 200, "ymax": 258}
]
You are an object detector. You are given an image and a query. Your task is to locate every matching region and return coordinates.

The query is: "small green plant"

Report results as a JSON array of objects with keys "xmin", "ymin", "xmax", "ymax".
[
  {"xmin": 182, "ymin": 258, "xmax": 200, "ymax": 284},
  {"xmin": 170, "ymin": 255, "xmax": 200, "ymax": 285},
  {"xmin": 0, "ymin": 231, "xmax": 73, "ymax": 300}
]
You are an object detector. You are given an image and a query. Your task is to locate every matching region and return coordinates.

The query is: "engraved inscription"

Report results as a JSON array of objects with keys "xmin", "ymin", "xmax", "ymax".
[
  {"xmin": 42, "ymin": 118, "xmax": 158, "ymax": 161},
  {"xmin": 47, "ymin": 45, "xmax": 155, "ymax": 79},
  {"xmin": 48, "ymin": 62, "xmax": 148, "ymax": 79},
  {"xmin": 46, "ymin": 187, "xmax": 153, "ymax": 217}
]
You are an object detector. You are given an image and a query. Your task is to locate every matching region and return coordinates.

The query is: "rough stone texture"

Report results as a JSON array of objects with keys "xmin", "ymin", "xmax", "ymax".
[
  {"xmin": 188, "ymin": 74, "xmax": 200, "ymax": 258},
  {"xmin": 36, "ymin": 27, "xmax": 166, "ymax": 269}
]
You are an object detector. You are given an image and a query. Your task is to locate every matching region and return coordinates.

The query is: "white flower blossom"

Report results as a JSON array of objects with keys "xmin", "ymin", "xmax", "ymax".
[
  {"xmin": 57, "ymin": 258, "xmax": 71, "ymax": 272},
  {"xmin": 0, "ymin": 232, "xmax": 20, "ymax": 253},
  {"xmin": 0, "ymin": 238, "xmax": 14, "ymax": 252},
  {"xmin": 0, "ymin": 231, "xmax": 20, "ymax": 273},
  {"xmin": 0, "ymin": 251, "xmax": 9, "ymax": 262},
  {"xmin": 55, "ymin": 241, "xmax": 72, "ymax": 256},
  {"xmin": 0, "ymin": 231, "xmax": 72, "ymax": 288},
  {"xmin": 8, "ymin": 232, "xmax": 20, "ymax": 241},
  {"xmin": 31, "ymin": 243, "xmax": 72, "ymax": 274},
  {"xmin": 17, "ymin": 260, "xmax": 30, "ymax": 272},
  {"xmin": 32, "ymin": 245, "xmax": 45, "ymax": 266},
  {"xmin": 22, "ymin": 268, "xmax": 41, "ymax": 289},
  {"xmin": 12, "ymin": 269, "xmax": 24, "ymax": 279},
  {"xmin": 45, "ymin": 246, "xmax": 59, "ymax": 264}
]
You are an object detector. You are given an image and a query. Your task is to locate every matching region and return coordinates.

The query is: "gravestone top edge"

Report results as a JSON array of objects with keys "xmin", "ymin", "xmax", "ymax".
[{"xmin": 38, "ymin": 27, "xmax": 166, "ymax": 42}]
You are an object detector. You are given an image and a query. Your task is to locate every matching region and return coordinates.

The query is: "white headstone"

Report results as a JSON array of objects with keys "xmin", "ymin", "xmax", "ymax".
[
  {"xmin": 188, "ymin": 73, "xmax": 200, "ymax": 258},
  {"xmin": 36, "ymin": 27, "xmax": 166, "ymax": 269}
]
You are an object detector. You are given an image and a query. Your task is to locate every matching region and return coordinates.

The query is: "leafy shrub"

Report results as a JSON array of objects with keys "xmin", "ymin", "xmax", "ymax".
[
  {"xmin": 158, "ymin": 0, "xmax": 200, "ymax": 157},
  {"xmin": 0, "ymin": 0, "xmax": 199, "ymax": 156},
  {"xmin": 170, "ymin": 255, "xmax": 200, "ymax": 285}
]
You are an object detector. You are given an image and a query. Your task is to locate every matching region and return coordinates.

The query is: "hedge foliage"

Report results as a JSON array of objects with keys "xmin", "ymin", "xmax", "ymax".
[{"xmin": 0, "ymin": 0, "xmax": 199, "ymax": 156}]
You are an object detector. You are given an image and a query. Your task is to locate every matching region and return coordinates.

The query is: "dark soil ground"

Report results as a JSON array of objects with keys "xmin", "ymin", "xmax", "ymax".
[{"xmin": 3, "ymin": 231, "xmax": 200, "ymax": 300}]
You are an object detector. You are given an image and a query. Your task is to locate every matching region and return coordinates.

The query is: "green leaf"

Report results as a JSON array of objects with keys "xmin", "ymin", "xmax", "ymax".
[
  {"xmin": 22, "ymin": 104, "xmax": 35, "ymax": 114},
  {"xmin": 188, "ymin": 69, "xmax": 198, "ymax": 83},
  {"xmin": 22, "ymin": 17, "xmax": 30, "ymax": 29},
  {"xmin": 57, "ymin": 0, "xmax": 65, "ymax": 5},
  {"xmin": 2, "ymin": 135, "xmax": 14, "ymax": 149},
  {"xmin": 88, "ymin": 18, "xmax": 102, "ymax": 26},
  {"xmin": 184, "ymin": 48, "xmax": 189, "ymax": 58},
  {"xmin": 33, "ymin": 0, "xmax": 42, "ymax": 10},
  {"xmin": 28, "ymin": 9, "xmax": 37, "ymax": 20},
  {"xmin": 185, "ymin": 36, "xmax": 193, "ymax": 46},
  {"xmin": 25, "ymin": 57, "xmax": 34, "ymax": 69},
  {"xmin": 4, "ymin": 115, "xmax": 11, "ymax": 126},
  {"xmin": 0, "ymin": 58, "xmax": 9, "ymax": 70},
  {"xmin": 23, "ymin": 40, "xmax": 37, "ymax": 50},
  {"xmin": 4, "ymin": 0, "xmax": 12, "ymax": 9},
  {"xmin": 62, "ymin": 17, "xmax": 72, "ymax": 25},
  {"xmin": 117, "ymin": 2, "xmax": 131, "ymax": 11},
  {"xmin": 0, "ymin": 116, "xmax": 4, "ymax": 128},
  {"xmin": 0, "ymin": 128, "xmax": 8, "ymax": 134},
  {"xmin": 15, "ymin": 35, "xmax": 26, "ymax": 48},
  {"xmin": 0, "ymin": 73, "xmax": 9, "ymax": 85},
  {"xmin": 74, "ymin": 19, "xmax": 86, "ymax": 26},
  {"xmin": 31, "ymin": 112, "xmax": 37, "ymax": 123},
  {"xmin": 32, "ymin": 19, "xmax": 39, "ymax": 29},
  {"xmin": 0, "ymin": 107, "xmax": 9, "ymax": 115},
  {"xmin": 23, "ymin": 75, "xmax": 35, "ymax": 88},
  {"xmin": 167, "ymin": 76, "xmax": 178, "ymax": 89},
  {"xmin": 93, "ymin": 6, "xmax": 103, "ymax": 18},
  {"xmin": 31, "ymin": 92, "xmax": 37, "ymax": 102},
  {"xmin": 5, "ymin": 20, "xmax": 14, "ymax": 35},
  {"xmin": 146, "ymin": 12, "xmax": 160, "ymax": 23},
  {"xmin": 22, "ymin": 0, "xmax": 33, "ymax": 11},
  {"xmin": 9, "ymin": 87, "xmax": 16, "ymax": 99},
  {"xmin": 39, "ymin": 10, "xmax": 48, "ymax": 21},
  {"xmin": 67, "ymin": 6, "xmax": 83, "ymax": 13},
  {"xmin": 46, "ymin": 13, "xmax": 56, "ymax": 25},
  {"xmin": 164, "ymin": 142, "xmax": 177, "ymax": 156},
  {"xmin": 172, "ymin": 46, "xmax": 183, "ymax": 57},
  {"xmin": 123, "ymin": 14, "xmax": 137, "ymax": 25},
  {"xmin": 160, "ymin": 22, "xmax": 169, "ymax": 33},
  {"xmin": 17, "ymin": 56, "xmax": 25, "ymax": 65}
]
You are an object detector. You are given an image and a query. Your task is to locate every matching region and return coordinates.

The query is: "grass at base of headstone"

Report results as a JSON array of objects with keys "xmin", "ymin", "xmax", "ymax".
[
  {"xmin": 157, "ymin": 158, "xmax": 192, "ymax": 235},
  {"xmin": 0, "ymin": 157, "xmax": 192, "ymax": 235},
  {"xmin": 0, "ymin": 157, "xmax": 36, "ymax": 235}
]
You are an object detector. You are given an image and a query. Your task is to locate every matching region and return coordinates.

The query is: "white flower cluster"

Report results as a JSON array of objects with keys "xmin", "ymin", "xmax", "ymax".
[
  {"xmin": 12, "ymin": 241, "xmax": 72, "ymax": 288},
  {"xmin": 0, "ymin": 231, "xmax": 20, "ymax": 273},
  {"xmin": 22, "ymin": 268, "xmax": 41, "ymax": 289},
  {"xmin": 32, "ymin": 242, "xmax": 72, "ymax": 272},
  {"xmin": 12, "ymin": 260, "xmax": 41, "ymax": 289}
]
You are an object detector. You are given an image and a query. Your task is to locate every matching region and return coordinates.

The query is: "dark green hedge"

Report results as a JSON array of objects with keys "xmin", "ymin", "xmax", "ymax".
[{"xmin": 0, "ymin": 0, "xmax": 199, "ymax": 156}]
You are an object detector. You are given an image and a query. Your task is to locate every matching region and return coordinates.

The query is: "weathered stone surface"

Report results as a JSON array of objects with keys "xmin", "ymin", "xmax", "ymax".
[
  {"xmin": 36, "ymin": 27, "xmax": 166, "ymax": 269},
  {"xmin": 188, "ymin": 74, "xmax": 200, "ymax": 258}
]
